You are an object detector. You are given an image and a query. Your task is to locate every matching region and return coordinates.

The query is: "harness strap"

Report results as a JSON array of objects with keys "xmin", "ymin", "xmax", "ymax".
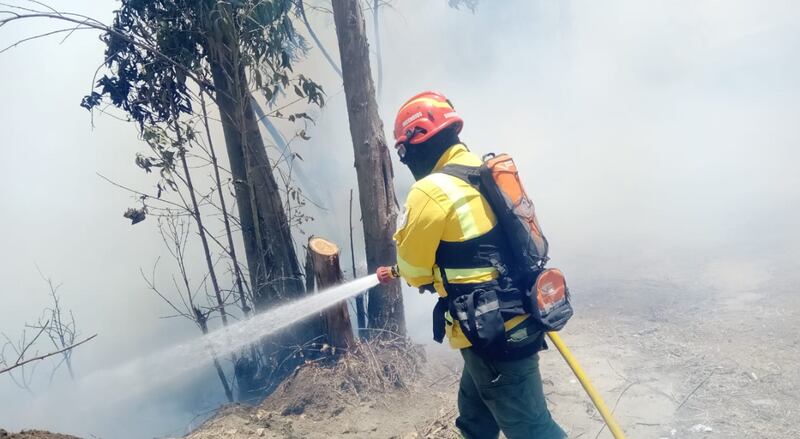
[
  {"xmin": 432, "ymin": 297, "xmax": 447, "ymax": 344},
  {"xmin": 429, "ymin": 165, "xmax": 528, "ymax": 347},
  {"xmin": 438, "ymin": 164, "xmax": 482, "ymax": 189}
]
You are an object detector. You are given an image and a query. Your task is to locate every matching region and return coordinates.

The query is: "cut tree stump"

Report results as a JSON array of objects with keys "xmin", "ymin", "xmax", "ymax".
[{"xmin": 308, "ymin": 236, "xmax": 355, "ymax": 351}]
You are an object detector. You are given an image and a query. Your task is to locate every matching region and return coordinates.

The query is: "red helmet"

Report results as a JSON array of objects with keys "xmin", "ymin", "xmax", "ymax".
[{"xmin": 393, "ymin": 91, "xmax": 463, "ymax": 147}]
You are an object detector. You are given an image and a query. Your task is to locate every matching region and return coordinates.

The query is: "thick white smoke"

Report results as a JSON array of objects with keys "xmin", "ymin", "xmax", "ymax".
[{"xmin": 1, "ymin": 1, "xmax": 799, "ymax": 437}]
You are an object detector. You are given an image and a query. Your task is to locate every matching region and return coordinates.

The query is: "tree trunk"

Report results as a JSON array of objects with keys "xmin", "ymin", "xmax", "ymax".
[
  {"xmin": 202, "ymin": 4, "xmax": 323, "ymax": 398},
  {"xmin": 204, "ymin": 14, "xmax": 304, "ymax": 309},
  {"xmin": 308, "ymin": 237, "xmax": 355, "ymax": 350},
  {"xmin": 331, "ymin": 0, "xmax": 405, "ymax": 334}
]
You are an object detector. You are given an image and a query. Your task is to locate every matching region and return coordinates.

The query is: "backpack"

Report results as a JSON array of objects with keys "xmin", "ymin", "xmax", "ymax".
[{"xmin": 440, "ymin": 153, "xmax": 573, "ymax": 332}]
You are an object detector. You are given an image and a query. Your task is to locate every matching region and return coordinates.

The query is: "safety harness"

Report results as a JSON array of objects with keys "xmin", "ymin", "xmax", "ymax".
[{"xmin": 431, "ymin": 164, "xmax": 541, "ymax": 360}]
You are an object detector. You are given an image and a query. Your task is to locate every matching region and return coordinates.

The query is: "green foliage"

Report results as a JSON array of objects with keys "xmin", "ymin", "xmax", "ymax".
[{"xmin": 81, "ymin": 0, "xmax": 324, "ymax": 128}]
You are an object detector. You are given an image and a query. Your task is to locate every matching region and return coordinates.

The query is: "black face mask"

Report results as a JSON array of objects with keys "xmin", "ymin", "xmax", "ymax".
[
  {"xmin": 399, "ymin": 129, "xmax": 460, "ymax": 181},
  {"xmin": 400, "ymin": 143, "xmax": 445, "ymax": 180}
]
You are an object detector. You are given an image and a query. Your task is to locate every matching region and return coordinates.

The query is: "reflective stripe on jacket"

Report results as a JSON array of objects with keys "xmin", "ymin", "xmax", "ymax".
[{"xmin": 393, "ymin": 144, "xmax": 529, "ymax": 349}]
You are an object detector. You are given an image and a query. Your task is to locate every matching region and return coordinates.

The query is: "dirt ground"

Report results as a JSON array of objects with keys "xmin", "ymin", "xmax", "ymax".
[
  {"xmin": 0, "ymin": 430, "xmax": 81, "ymax": 439},
  {"xmin": 6, "ymin": 257, "xmax": 794, "ymax": 439},
  {"xmin": 183, "ymin": 257, "xmax": 800, "ymax": 439}
]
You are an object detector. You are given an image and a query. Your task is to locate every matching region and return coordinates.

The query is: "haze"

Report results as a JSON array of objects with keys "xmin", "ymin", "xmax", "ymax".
[{"xmin": 1, "ymin": 1, "xmax": 798, "ymax": 437}]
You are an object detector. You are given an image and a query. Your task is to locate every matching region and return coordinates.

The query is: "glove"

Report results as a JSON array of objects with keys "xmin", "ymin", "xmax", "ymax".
[
  {"xmin": 376, "ymin": 265, "xmax": 399, "ymax": 284},
  {"xmin": 418, "ymin": 283, "xmax": 436, "ymax": 294}
]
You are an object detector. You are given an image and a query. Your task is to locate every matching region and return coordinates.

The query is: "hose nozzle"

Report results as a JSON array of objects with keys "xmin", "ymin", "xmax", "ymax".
[{"xmin": 376, "ymin": 265, "xmax": 399, "ymax": 284}]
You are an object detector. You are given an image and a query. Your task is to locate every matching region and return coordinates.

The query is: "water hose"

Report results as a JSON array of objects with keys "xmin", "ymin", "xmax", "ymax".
[
  {"xmin": 546, "ymin": 331, "xmax": 627, "ymax": 439},
  {"xmin": 376, "ymin": 266, "xmax": 627, "ymax": 437}
]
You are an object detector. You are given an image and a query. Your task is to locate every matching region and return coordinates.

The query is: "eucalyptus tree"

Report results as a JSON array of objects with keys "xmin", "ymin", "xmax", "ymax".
[
  {"xmin": 1, "ymin": 0, "xmax": 326, "ymax": 399},
  {"xmin": 79, "ymin": 0, "xmax": 324, "ymax": 309},
  {"xmin": 332, "ymin": 0, "xmax": 404, "ymax": 334}
]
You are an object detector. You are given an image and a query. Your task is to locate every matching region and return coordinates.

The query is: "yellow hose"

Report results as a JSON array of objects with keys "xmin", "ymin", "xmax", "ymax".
[{"xmin": 546, "ymin": 332, "xmax": 627, "ymax": 439}]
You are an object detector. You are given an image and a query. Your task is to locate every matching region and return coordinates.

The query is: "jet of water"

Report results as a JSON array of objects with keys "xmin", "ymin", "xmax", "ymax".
[{"xmin": 77, "ymin": 274, "xmax": 380, "ymax": 401}]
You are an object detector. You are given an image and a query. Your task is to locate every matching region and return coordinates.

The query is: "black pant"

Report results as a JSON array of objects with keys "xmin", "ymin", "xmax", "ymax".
[{"xmin": 456, "ymin": 349, "xmax": 566, "ymax": 439}]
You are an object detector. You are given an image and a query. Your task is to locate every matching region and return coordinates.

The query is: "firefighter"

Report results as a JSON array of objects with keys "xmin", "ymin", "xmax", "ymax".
[{"xmin": 378, "ymin": 91, "xmax": 566, "ymax": 439}]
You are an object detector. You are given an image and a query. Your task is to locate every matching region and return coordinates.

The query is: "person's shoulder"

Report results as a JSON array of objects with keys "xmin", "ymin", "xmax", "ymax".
[
  {"xmin": 407, "ymin": 175, "xmax": 451, "ymax": 210},
  {"xmin": 408, "ymin": 176, "xmax": 440, "ymax": 200},
  {"xmin": 412, "ymin": 172, "xmax": 458, "ymax": 196}
]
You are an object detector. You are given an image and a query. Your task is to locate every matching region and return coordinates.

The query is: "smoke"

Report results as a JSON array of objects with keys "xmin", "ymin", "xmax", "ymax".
[
  {"xmin": 295, "ymin": 0, "xmax": 800, "ymax": 333},
  {"xmin": 3, "ymin": 276, "xmax": 379, "ymax": 438},
  {"xmin": 405, "ymin": 1, "xmax": 800, "ymax": 283},
  {"xmin": 1, "ymin": 0, "xmax": 799, "ymax": 437}
]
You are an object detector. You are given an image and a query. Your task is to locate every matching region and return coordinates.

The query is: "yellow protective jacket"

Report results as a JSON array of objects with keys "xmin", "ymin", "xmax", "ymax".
[{"xmin": 393, "ymin": 144, "xmax": 529, "ymax": 349}]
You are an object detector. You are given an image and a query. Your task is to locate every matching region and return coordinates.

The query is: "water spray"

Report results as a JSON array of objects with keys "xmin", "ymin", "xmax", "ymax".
[
  {"xmin": 68, "ymin": 274, "xmax": 381, "ymax": 403},
  {"xmin": 75, "ymin": 267, "xmax": 626, "ymax": 439}
]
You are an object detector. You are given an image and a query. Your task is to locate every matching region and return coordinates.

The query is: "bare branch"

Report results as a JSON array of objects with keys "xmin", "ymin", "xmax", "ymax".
[
  {"xmin": 0, "ymin": 26, "xmax": 92, "ymax": 54},
  {"xmin": 96, "ymin": 172, "xmax": 188, "ymax": 211},
  {"xmin": 0, "ymin": 10, "xmax": 209, "ymax": 88},
  {"xmin": 140, "ymin": 263, "xmax": 193, "ymax": 320},
  {"xmin": 1, "ymin": 334, "xmax": 96, "ymax": 376}
]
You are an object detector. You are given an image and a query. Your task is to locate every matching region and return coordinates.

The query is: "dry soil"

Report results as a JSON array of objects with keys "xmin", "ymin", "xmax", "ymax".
[{"xmin": 183, "ymin": 258, "xmax": 799, "ymax": 438}]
